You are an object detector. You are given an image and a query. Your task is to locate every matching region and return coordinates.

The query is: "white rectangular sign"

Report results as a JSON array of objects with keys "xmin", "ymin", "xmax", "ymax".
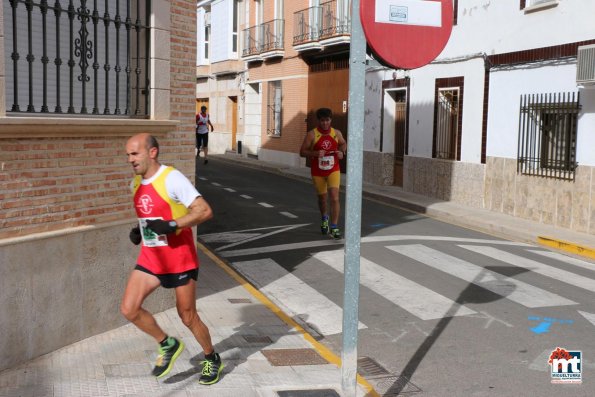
[{"xmin": 375, "ymin": 0, "xmax": 442, "ymax": 27}]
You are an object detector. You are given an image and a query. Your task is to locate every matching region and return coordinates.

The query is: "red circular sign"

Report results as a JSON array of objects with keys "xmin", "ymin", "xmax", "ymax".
[{"xmin": 361, "ymin": 0, "xmax": 453, "ymax": 70}]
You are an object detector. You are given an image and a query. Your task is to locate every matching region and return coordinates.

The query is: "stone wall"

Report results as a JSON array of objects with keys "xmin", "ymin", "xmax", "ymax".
[
  {"xmin": 485, "ymin": 156, "xmax": 595, "ymax": 234},
  {"xmin": 363, "ymin": 151, "xmax": 395, "ymax": 186},
  {"xmin": 404, "ymin": 156, "xmax": 486, "ymax": 208}
]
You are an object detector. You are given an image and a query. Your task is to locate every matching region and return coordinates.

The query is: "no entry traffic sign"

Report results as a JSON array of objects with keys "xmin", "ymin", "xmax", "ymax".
[{"xmin": 360, "ymin": 0, "xmax": 453, "ymax": 69}]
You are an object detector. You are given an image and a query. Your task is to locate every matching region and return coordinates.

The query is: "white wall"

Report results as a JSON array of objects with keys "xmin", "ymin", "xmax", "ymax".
[
  {"xmin": 442, "ymin": 1, "xmax": 595, "ymax": 59},
  {"xmin": 577, "ymin": 88, "xmax": 595, "ymax": 166},
  {"xmin": 487, "ymin": 62, "xmax": 580, "ymax": 159}
]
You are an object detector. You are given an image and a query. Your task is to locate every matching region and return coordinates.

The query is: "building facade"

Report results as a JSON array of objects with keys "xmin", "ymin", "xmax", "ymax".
[
  {"xmin": 365, "ymin": 0, "xmax": 595, "ymax": 234},
  {"xmin": 198, "ymin": 1, "xmax": 595, "ymax": 236},
  {"xmin": 0, "ymin": 0, "xmax": 198, "ymax": 370},
  {"xmin": 197, "ymin": 0, "xmax": 352, "ymax": 167}
]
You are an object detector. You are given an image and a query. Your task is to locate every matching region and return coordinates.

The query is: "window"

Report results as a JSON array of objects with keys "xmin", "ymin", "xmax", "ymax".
[
  {"xmin": 232, "ymin": 1, "xmax": 238, "ymax": 54},
  {"xmin": 267, "ymin": 80, "xmax": 282, "ymax": 136},
  {"xmin": 434, "ymin": 89, "xmax": 460, "ymax": 159},
  {"xmin": 517, "ymin": 92, "xmax": 580, "ymax": 180},
  {"xmin": 205, "ymin": 20, "xmax": 211, "ymax": 60},
  {"xmin": 3, "ymin": 0, "xmax": 150, "ymax": 116}
]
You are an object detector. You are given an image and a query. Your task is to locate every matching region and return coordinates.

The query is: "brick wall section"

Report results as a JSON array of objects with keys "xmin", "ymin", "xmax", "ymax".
[
  {"xmin": 0, "ymin": 1, "xmax": 197, "ymax": 240},
  {"xmin": 247, "ymin": 0, "xmax": 311, "ymax": 155}
]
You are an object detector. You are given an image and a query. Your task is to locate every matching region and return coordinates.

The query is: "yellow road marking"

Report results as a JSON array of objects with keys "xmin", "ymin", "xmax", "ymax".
[
  {"xmin": 197, "ymin": 241, "xmax": 380, "ymax": 397},
  {"xmin": 537, "ymin": 236, "xmax": 595, "ymax": 261}
]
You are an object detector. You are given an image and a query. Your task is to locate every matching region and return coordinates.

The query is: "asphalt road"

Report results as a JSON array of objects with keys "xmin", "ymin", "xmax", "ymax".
[{"xmin": 195, "ymin": 158, "xmax": 595, "ymax": 397}]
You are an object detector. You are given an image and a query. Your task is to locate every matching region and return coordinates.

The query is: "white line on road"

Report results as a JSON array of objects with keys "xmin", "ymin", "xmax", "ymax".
[
  {"xmin": 218, "ymin": 235, "xmax": 530, "ymax": 257},
  {"xmin": 258, "ymin": 202, "xmax": 273, "ymax": 208},
  {"xmin": 233, "ymin": 258, "xmax": 366, "ymax": 336},
  {"xmin": 388, "ymin": 244, "xmax": 576, "ymax": 308},
  {"xmin": 279, "ymin": 211, "xmax": 298, "ymax": 219},
  {"xmin": 240, "ymin": 194, "xmax": 253, "ymax": 199},
  {"xmin": 215, "ymin": 223, "xmax": 310, "ymax": 251},
  {"xmin": 198, "ymin": 177, "xmax": 207, "ymax": 181},
  {"xmin": 212, "ymin": 182, "xmax": 222, "ymax": 187},
  {"xmin": 314, "ymin": 250, "xmax": 476, "ymax": 320},
  {"xmin": 529, "ymin": 249, "xmax": 595, "ymax": 271},
  {"xmin": 224, "ymin": 188, "xmax": 236, "ymax": 192},
  {"xmin": 460, "ymin": 245, "xmax": 595, "ymax": 293}
]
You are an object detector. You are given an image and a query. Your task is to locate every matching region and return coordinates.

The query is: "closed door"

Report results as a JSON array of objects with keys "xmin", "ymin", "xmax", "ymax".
[
  {"xmin": 393, "ymin": 92, "xmax": 407, "ymax": 186},
  {"xmin": 230, "ymin": 96, "xmax": 238, "ymax": 151}
]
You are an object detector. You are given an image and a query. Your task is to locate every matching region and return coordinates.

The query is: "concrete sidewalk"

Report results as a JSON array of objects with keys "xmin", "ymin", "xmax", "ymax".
[
  {"xmin": 0, "ymin": 243, "xmax": 374, "ymax": 397},
  {"xmin": 209, "ymin": 153, "xmax": 595, "ymax": 261}
]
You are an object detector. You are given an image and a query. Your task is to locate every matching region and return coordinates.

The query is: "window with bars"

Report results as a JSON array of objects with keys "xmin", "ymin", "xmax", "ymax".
[
  {"xmin": 267, "ymin": 80, "xmax": 282, "ymax": 137},
  {"xmin": 517, "ymin": 92, "xmax": 580, "ymax": 180},
  {"xmin": 3, "ymin": 0, "xmax": 150, "ymax": 116},
  {"xmin": 434, "ymin": 88, "xmax": 460, "ymax": 160}
]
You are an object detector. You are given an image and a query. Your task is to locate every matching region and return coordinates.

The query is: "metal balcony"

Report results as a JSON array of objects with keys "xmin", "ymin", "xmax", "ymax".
[
  {"xmin": 319, "ymin": 0, "xmax": 351, "ymax": 46},
  {"xmin": 241, "ymin": 19, "xmax": 285, "ymax": 61},
  {"xmin": 293, "ymin": 6, "xmax": 323, "ymax": 51},
  {"xmin": 260, "ymin": 19, "xmax": 285, "ymax": 58},
  {"xmin": 242, "ymin": 25, "xmax": 263, "ymax": 61}
]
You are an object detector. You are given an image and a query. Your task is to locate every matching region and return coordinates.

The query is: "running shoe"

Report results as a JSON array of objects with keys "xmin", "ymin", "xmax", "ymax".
[
  {"xmin": 152, "ymin": 337, "xmax": 185, "ymax": 378},
  {"xmin": 330, "ymin": 227, "xmax": 341, "ymax": 240},
  {"xmin": 198, "ymin": 353, "xmax": 224, "ymax": 385},
  {"xmin": 321, "ymin": 216, "xmax": 329, "ymax": 235}
]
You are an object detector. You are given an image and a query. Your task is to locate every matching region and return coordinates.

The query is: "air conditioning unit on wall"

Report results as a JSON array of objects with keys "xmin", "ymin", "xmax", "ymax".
[{"xmin": 576, "ymin": 44, "xmax": 595, "ymax": 86}]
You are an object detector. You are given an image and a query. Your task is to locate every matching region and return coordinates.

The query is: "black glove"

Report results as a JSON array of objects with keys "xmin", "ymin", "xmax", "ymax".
[
  {"xmin": 129, "ymin": 226, "xmax": 142, "ymax": 245},
  {"xmin": 146, "ymin": 219, "xmax": 178, "ymax": 235}
]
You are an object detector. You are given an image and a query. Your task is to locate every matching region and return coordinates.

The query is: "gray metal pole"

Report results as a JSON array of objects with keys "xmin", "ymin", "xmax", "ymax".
[{"xmin": 342, "ymin": 0, "xmax": 366, "ymax": 395}]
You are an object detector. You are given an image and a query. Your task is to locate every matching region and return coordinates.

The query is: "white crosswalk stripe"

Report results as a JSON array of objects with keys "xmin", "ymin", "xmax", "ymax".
[
  {"xmin": 387, "ymin": 244, "xmax": 577, "ymax": 308},
  {"xmin": 529, "ymin": 249, "xmax": 595, "ymax": 271},
  {"xmin": 313, "ymin": 250, "xmax": 476, "ymax": 320},
  {"xmin": 233, "ymin": 258, "xmax": 367, "ymax": 336},
  {"xmin": 460, "ymin": 245, "xmax": 595, "ymax": 293}
]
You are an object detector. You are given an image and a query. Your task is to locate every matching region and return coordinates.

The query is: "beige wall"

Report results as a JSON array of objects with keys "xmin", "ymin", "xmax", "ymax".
[
  {"xmin": 485, "ymin": 157, "xmax": 595, "ymax": 234},
  {"xmin": 404, "ymin": 156, "xmax": 486, "ymax": 209},
  {"xmin": 0, "ymin": 0, "xmax": 197, "ymax": 370}
]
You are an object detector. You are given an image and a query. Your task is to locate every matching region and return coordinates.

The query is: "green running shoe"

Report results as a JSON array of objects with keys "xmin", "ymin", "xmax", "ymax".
[
  {"xmin": 321, "ymin": 217, "xmax": 329, "ymax": 235},
  {"xmin": 152, "ymin": 337, "xmax": 184, "ymax": 378},
  {"xmin": 330, "ymin": 227, "xmax": 341, "ymax": 240},
  {"xmin": 198, "ymin": 353, "xmax": 224, "ymax": 385}
]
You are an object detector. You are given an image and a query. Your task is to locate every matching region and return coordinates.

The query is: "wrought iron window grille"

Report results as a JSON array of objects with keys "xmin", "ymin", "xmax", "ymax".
[
  {"xmin": 4, "ymin": 0, "xmax": 151, "ymax": 117},
  {"xmin": 517, "ymin": 92, "xmax": 580, "ymax": 180}
]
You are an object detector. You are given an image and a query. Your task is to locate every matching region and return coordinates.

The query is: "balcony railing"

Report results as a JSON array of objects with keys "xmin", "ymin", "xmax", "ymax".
[
  {"xmin": 241, "ymin": 19, "xmax": 284, "ymax": 60},
  {"xmin": 293, "ymin": 6, "xmax": 322, "ymax": 46},
  {"xmin": 261, "ymin": 19, "xmax": 285, "ymax": 54},
  {"xmin": 320, "ymin": 0, "xmax": 350, "ymax": 40},
  {"xmin": 242, "ymin": 25, "xmax": 262, "ymax": 58},
  {"xmin": 292, "ymin": 0, "xmax": 351, "ymax": 50}
]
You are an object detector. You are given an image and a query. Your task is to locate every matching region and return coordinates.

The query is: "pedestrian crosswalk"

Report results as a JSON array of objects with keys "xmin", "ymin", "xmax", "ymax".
[
  {"xmin": 233, "ymin": 258, "xmax": 367, "ymax": 336},
  {"xmin": 230, "ymin": 243, "xmax": 595, "ymax": 337}
]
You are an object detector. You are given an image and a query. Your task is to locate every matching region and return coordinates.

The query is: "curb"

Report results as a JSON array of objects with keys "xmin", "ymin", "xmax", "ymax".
[{"xmin": 537, "ymin": 236, "xmax": 595, "ymax": 261}]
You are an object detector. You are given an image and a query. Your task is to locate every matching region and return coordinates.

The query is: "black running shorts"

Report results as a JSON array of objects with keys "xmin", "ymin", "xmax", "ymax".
[
  {"xmin": 196, "ymin": 133, "xmax": 209, "ymax": 149},
  {"xmin": 135, "ymin": 264, "xmax": 198, "ymax": 289}
]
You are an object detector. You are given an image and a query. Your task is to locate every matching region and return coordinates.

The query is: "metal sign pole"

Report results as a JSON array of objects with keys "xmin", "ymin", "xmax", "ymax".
[{"xmin": 342, "ymin": 0, "xmax": 366, "ymax": 395}]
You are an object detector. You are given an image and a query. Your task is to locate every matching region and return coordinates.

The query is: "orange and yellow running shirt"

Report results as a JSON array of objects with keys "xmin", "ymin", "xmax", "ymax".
[
  {"xmin": 132, "ymin": 166, "xmax": 199, "ymax": 274},
  {"xmin": 310, "ymin": 127, "xmax": 340, "ymax": 177}
]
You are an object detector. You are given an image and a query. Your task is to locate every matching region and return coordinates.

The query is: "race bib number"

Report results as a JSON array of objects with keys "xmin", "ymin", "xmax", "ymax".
[
  {"xmin": 139, "ymin": 218, "xmax": 169, "ymax": 247},
  {"xmin": 318, "ymin": 155, "xmax": 335, "ymax": 171}
]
